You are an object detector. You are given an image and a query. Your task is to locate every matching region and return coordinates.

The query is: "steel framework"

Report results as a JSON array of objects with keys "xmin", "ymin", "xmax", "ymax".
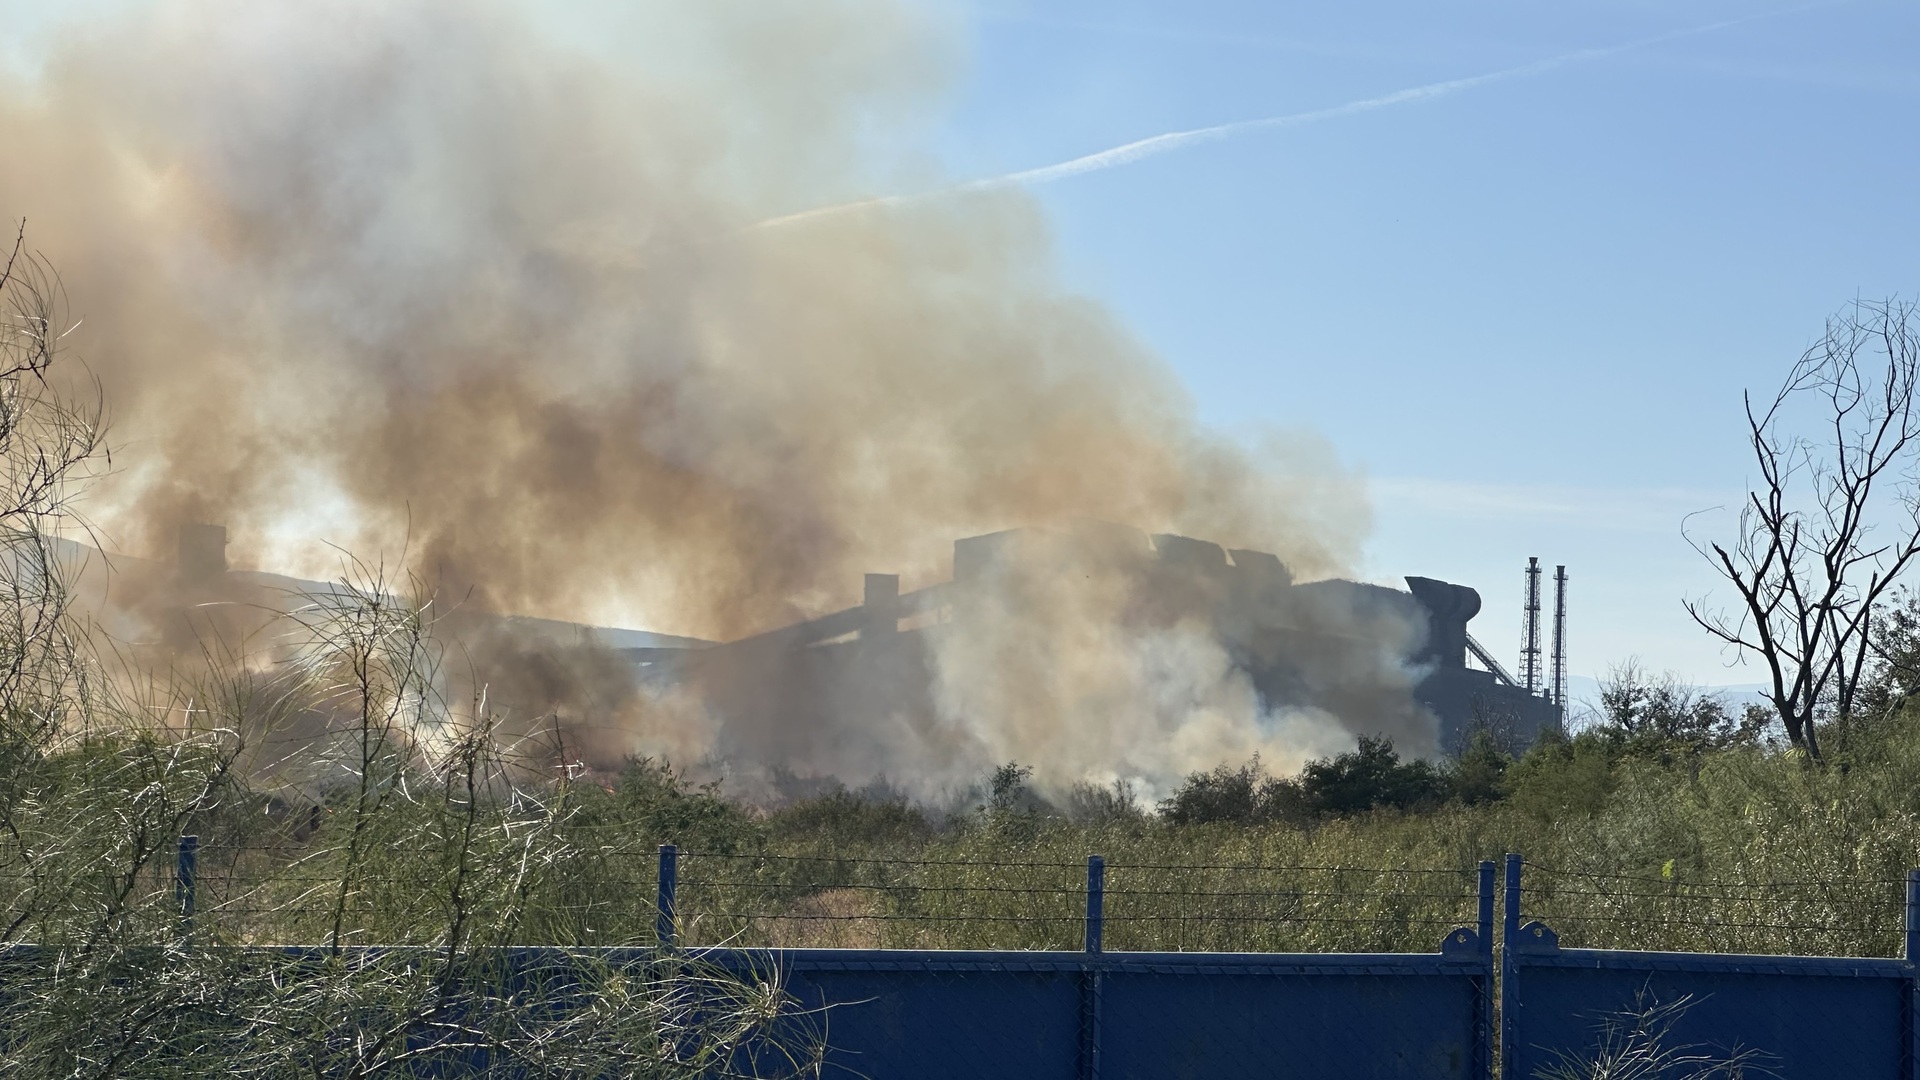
[
  {"xmin": 1519, "ymin": 558, "xmax": 1543, "ymax": 694},
  {"xmin": 1550, "ymin": 565, "xmax": 1568, "ymax": 724}
]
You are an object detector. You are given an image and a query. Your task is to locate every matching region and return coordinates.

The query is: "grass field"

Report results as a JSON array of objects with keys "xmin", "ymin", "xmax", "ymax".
[{"xmin": 160, "ymin": 708, "xmax": 1920, "ymax": 961}]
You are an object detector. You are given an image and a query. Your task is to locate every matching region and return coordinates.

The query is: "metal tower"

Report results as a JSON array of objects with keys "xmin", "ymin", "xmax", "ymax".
[
  {"xmin": 1551, "ymin": 565, "xmax": 1568, "ymax": 724},
  {"xmin": 1520, "ymin": 557, "xmax": 1543, "ymax": 695}
]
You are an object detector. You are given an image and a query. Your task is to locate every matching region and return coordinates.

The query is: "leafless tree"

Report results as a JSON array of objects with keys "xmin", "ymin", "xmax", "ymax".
[
  {"xmin": 0, "ymin": 222, "xmax": 106, "ymax": 737},
  {"xmin": 1685, "ymin": 298, "xmax": 1920, "ymax": 761}
]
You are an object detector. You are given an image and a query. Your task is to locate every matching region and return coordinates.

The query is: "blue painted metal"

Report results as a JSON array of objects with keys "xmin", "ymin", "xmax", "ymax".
[
  {"xmin": 1505, "ymin": 860, "xmax": 1920, "ymax": 1080},
  {"xmin": 1477, "ymin": 861, "xmax": 1495, "ymax": 955},
  {"xmin": 1475, "ymin": 860, "xmax": 1495, "ymax": 1080},
  {"xmin": 175, "ymin": 834, "xmax": 198, "ymax": 928},
  {"xmin": 669, "ymin": 855, "xmax": 1490, "ymax": 1078},
  {"xmin": 1501, "ymin": 855, "xmax": 1521, "ymax": 943},
  {"xmin": 1907, "ymin": 869, "xmax": 1920, "ymax": 963},
  {"xmin": 1080, "ymin": 854, "xmax": 1104, "ymax": 1080},
  {"xmin": 1505, "ymin": 939, "xmax": 1911, "ymax": 1078},
  {"xmin": 1499, "ymin": 852, "xmax": 1521, "ymax": 1073},
  {"xmin": 699, "ymin": 945, "xmax": 1492, "ymax": 1080},
  {"xmin": 655, "ymin": 843, "xmax": 677, "ymax": 950},
  {"xmin": 1909, "ymin": 870, "xmax": 1920, "ymax": 1080},
  {"xmin": 144, "ymin": 836, "xmax": 1920, "ymax": 1079},
  {"xmin": 1084, "ymin": 855, "xmax": 1104, "ymax": 955}
]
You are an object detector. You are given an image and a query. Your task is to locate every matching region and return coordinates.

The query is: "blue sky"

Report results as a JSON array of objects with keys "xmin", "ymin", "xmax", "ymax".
[
  {"xmin": 5, "ymin": 0, "xmax": 1915, "ymax": 690},
  {"xmin": 913, "ymin": 0, "xmax": 1919, "ymax": 687}
]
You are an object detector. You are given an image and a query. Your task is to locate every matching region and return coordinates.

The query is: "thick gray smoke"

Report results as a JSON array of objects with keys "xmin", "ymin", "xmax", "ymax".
[{"xmin": 0, "ymin": 0, "xmax": 1431, "ymax": 797}]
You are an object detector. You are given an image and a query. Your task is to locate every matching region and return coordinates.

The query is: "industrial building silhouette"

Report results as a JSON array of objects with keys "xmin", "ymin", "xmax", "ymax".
[
  {"xmin": 163, "ymin": 523, "xmax": 1564, "ymax": 763},
  {"xmin": 635, "ymin": 526, "xmax": 1563, "ymax": 757}
]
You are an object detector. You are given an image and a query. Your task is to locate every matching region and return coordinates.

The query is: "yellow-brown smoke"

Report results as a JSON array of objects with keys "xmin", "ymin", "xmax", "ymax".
[{"xmin": 0, "ymin": 0, "xmax": 1417, "ymax": 796}]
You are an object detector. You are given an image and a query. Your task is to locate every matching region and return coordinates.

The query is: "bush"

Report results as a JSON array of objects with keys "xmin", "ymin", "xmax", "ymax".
[
  {"xmin": 1063, "ymin": 779, "xmax": 1148, "ymax": 827},
  {"xmin": 1159, "ymin": 757, "xmax": 1272, "ymax": 825},
  {"xmin": 1503, "ymin": 727, "xmax": 1617, "ymax": 822},
  {"xmin": 571, "ymin": 756, "xmax": 759, "ymax": 853},
  {"xmin": 1161, "ymin": 738, "xmax": 1453, "ymax": 825},
  {"xmin": 1296, "ymin": 736, "xmax": 1450, "ymax": 815},
  {"xmin": 1448, "ymin": 729, "xmax": 1511, "ymax": 805},
  {"xmin": 767, "ymin": 787, "xmax": 934, "ymax": 848}
]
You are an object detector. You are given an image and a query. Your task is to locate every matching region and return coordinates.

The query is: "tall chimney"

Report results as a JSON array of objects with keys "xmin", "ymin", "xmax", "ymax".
[
  {"xmin": 178, "ymin": 523, "xmax": 227, "ymax": 582},
  {"xmin": 1551, "ymin": 565, "xmax": 1569, "ymax": 728},
  {"xmin": 1519, "ymin": 557, "xmax": 1543, "ymax": 695}
]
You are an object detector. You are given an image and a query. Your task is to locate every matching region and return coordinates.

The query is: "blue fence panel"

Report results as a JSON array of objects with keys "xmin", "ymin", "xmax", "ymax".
[
  {"xmin": 53, "ymin": 837, "xmax": 1920, "ymax": 1077},
  {"xmin": 670, "ymin": 849, "xmax": 1498, "ymax": 1080},
  {"xmin": 696, "ymin": 931, "xmax": 1493, "ymax": 1080},
  {"xmin": 1502, "ymin": 857, "xmax": 1920, "ymax": 1080},
  {"xmin": 1099, "ymin": 949, "xmax": 1489, "ymax": 1080},
  {"xmin": 722, "ymin": 950, "xmax": 1084, "ymax": 1080},
  {"xmin": 1505, "ymin": 937, "xmax": 1912, "ymax": 1079}
]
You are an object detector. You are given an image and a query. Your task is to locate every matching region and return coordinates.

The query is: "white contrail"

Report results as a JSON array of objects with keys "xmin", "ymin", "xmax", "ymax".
[{"xmin": 752, "ymin": 8, "xmax": 1821, "ymax": 230}]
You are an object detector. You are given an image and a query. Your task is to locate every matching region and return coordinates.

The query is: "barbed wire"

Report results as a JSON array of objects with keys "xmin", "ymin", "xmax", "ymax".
[
  {"xmin": 678, "ymin": 852, "xmax": 1088, "ymax": 870},
  {"xmin": 1529, "ymin": 886, "xmax": 1907, "ymax": 903},
  {"xmin": 678, "ymin": 912, "xmax": 1081, "ymax": 924},
  {"xmin": 1524, "ymin": 860, "xmax": 1911, "ymax": 891},
  {"xmin": 1109, "ymin": 862, "xmax": 1476, "ymax": 875},
  {"xmin": 14, "ymin": 845, "xmax": 1920, "ymax": 957},
  {"xmin": 1106, "ymin": 886, "xmax": 1474, "ymax": 900},
  {"xmin": 681, "ymin": 880, "xmax": 1083, "ymax": 895},
  {"xmin": 1534, "ymin": 911, "xmax": 1886, "ymax": 933}
]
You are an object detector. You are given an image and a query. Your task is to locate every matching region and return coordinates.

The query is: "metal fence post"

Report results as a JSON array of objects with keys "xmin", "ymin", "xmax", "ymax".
[
  {"xmin": 1906, "ymin": 870, "xmax": 1920, "ymax": 964},
  {"xmin": 175, "ymin": 834, "xmax": 198, "ymax": 932},
  {"xmin": 1080, "ymin": 854, "xmax": 1105, "ymax": 1080},
  {"xmin": 1476, "ymin": 860, "xmax": 1496, "ymax": 1080},
  {"xmin": 1503, "ymin": 854, "xmax": 1522, "ymax": 945},
  {"xmin": 1084, "ymin": 855, "xmax": 1105, "ymax": 954},
  {"xmin": 1501, "ymin": 853, "xmax": 1522, "ymax": 1077},
  {"xmin": 656, "ymin": 844, "xmax": 678, "ymax": 951},
  {"xmin": 1478, "ymin": 861, "xmax": 1496, "ymax": 957},
  {"xmin": 1905, "ymin": 869, "xmax": 1919, "ymax": 1080}
]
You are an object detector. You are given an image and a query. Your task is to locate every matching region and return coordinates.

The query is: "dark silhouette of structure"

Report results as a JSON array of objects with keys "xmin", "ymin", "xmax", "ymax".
[
  {"xmin": 1551, "ymin": 564, "xmax": 1569, "ymax": 725},
  {"xmin": 637, "ymin": 527, "xmax": 1562, "ymax": 757},
  {"xmin": 1519, "ymin": 557, "xmax": 1543, "ymax": 694}
]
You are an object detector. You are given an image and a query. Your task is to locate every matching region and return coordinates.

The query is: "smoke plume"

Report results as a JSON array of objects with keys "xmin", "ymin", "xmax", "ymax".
[{"xmin": 0, "ymin": 0, "xmax": 1422, "ymax": 797}]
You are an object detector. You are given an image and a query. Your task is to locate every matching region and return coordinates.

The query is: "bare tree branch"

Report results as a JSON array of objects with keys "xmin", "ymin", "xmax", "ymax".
[{"xmin": 1684, "ymin": 299, "xmax": 1920, "ymax": 761}]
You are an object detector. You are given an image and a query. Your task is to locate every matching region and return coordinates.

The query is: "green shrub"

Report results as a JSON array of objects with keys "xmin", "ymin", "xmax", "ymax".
[
  {"xmin": 1160, "ymin": 738, "xmax": 1453, "ymax": 825},
  {"xmin": 1449, "ymin": 729, "xmax": 1512, "ymax": 805},
  {"xmin": 1504, "ymin": 729, "xmax": 1617, "ymax": 822},
  {"xmin": 766, "ymin": 787, "xmax": 935, "ymax": 849}
]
